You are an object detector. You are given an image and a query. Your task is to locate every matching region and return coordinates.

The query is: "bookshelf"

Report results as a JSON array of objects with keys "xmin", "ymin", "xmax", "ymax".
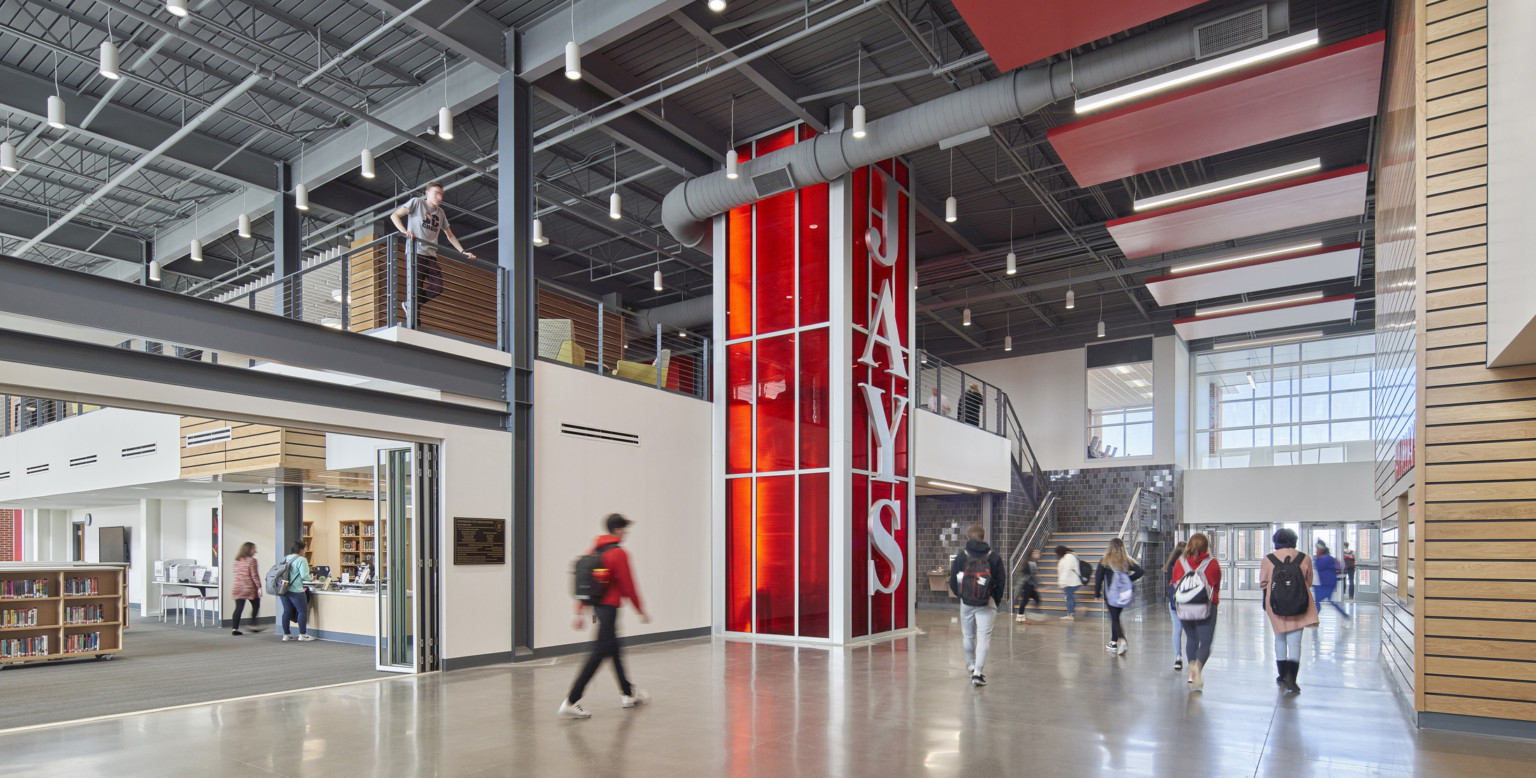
[
  {"xmin": 0, "ymin": 564, "xmax": 127, "ymax": 666},
  {"xmin": 302, "ymin": 520, "xmax": 314, "ymax": 564},
  {"xmin": 338, "ymin": 519, "xmax": 380, "ymax": 579}
]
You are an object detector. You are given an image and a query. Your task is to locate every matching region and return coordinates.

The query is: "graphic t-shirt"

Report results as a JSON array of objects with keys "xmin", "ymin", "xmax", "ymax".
[{"xmin": 406, "ymin": 197, "xmax": 445, "ymax": 256}]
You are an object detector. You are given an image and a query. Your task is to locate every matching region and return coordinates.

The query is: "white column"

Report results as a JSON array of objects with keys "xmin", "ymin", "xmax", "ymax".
[{"xmin": 140, "ymin": 499, "xmax": 164, "ymax": 617}]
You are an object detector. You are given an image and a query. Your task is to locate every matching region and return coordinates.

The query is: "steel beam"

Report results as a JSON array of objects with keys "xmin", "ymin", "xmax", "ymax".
[
  {"xmin": 534, "ymin": 76, "xmax": 716, "ymax": 178},
  {"xmin": 669, "ymin": 5, "xmax": 828, "ymax": 132},
  {"xmin": 0, "ymin": 203, "xmax": 144, "ymax": 266},
  {"xmin": 357, "ymin": 0, "xmax": 506, "ymax": 71},
  {"xmin": 0, "ymin": 329, "xmax": 506, "ymax": 430},
  {"xmin": 518, "ymin": 0, "xmax": 693, "ymax": 81},
  {"xmin": 0, "ymin": 254, "xmax": 507, "ymax": 403},
  {"xmin": 233, "ymin": 0, "xmax": 425, "ymax": 86}
]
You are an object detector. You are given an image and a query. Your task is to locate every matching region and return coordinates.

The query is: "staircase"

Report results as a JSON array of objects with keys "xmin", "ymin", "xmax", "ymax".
[{"xmin": 1029, "ymin": 531, "xmax": 1119, "ymax": 618}]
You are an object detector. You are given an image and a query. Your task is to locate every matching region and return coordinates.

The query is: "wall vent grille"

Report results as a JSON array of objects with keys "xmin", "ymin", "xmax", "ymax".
[
  {"xmin": 25, "ymin": 464, "xmax": 49, "ymax": 475},
  {"xmin": 751, "ymin": 167, "xmax": 795, "ymax": 198},
  {"xmin": 0, "ymin": 471, "xmax": 10, "ymax": 481},
  {"xmin": 122, "ymin": 443, "xmax": 158, "ymax": 458},
  {"xmin": 70, "ymin": 455, "xmax": 98, "ymax": 468},
  {"xmin": 559, "ymin": 422, "xmax": 640, "ymax": 447},
  {"xmin": 185, "ymin": 428, "xmax": 232, "ymax": 448},
  {"xmin": 1194, "ymin": 6, "xmax": 1268, "ymax": 60}
]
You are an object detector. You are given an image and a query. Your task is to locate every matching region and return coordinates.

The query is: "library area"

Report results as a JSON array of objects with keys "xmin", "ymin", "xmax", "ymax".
[{"xmin": 0, "ymin": 398, "xmax": 428, "ymax": 724}]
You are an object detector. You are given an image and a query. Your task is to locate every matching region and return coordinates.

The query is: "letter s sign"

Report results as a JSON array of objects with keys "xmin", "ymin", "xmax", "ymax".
[{"xmin": 867, "ymin": 498, "xmax": 904, "ymax": 595}]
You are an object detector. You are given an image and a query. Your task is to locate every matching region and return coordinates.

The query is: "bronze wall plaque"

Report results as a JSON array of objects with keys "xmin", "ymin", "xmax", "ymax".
[{"xmin": 453, "ymin": 517, "xmax": 506, "ymax": 565}]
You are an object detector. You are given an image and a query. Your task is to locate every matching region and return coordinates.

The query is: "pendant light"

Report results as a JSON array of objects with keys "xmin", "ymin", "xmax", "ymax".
[
  {"xmin": 1, "ymin": 120, "xmax": 17, "ymax": 174},
  {"xmin": 294, "ymin": 143, "xmax": 309, "ymax": 211},
  {"xmin": 852, "ymin": 50, "xmax": 867, "ymax": 140},
  {"xmin": 237, "ymin": 190, "xmax": 252, "ymax": 239},
  {"xmin": 532, "ymin": 181, "xmax": 550, "ymax": 247},
  {"xmin": 1096, "ymin": 296, "xmax": 1105, "ymax": 338},
  {"xmin": 166, "ymin": 0, "xmax": 188, "ymax": 17},
  {"xmin": 1005, "ymin": 209, "xmax": 1017, "ymax": 275},
  {"xmin": 707, "ymin": 0, "xmax": 726, "ymax": 11},
  {"xmin": 944, "ymin": 148, "xmax": 957, "ymax": 223},
  {"xmin": 1065, "ymin": 261, "xmax": 1075, "ymax": 309},
  {"xmin": 608, "ymin": 145, "xmax": 621, "ymax": 219},
  {"xmin": 437, "ymin": 55, "xmax": 453, "ymax": 140},
  {"xmin": 653, "ymin": 268, "xmax": 664, "ymax": 292},
  {"xmin": 962, "ymin": 307, "xmax": 971, "ymax": 326},
  {"xmin": 99, "ymin": 12, "xmax": 120, "ymax": 80},
  {"xmin": 564, "ymin": 0, "xmax": 581, "ymax": 80},
  {"xmin": 359, "ymin": 102, "xmax": 376, "ymax": 178},
  {"xmin": 148, "ymin": 260, "xmax": 161, "ymax": 282},
  {"xmin": 47, "ymin": 53, "xmax": 65, "ymax": 129},
  {"xmin": 1004, "ymin": 311, "xmax": 1013, "ymax": 352},
  {"xmin": 724, "ymin": 96, "xmax": 739, "ymax": 179},
  {"xmin": 189, "ymin": 202, "xmax": 202, "ymax": 261}
]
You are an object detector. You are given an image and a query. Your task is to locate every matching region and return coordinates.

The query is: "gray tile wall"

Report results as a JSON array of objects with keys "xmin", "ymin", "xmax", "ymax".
[{"xmin": 914, "ymin": 466, "xmax": 1038, "ymax": 607}]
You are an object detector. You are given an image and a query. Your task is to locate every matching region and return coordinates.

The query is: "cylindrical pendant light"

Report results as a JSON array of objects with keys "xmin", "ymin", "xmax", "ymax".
[
  {"xmin": 1065, "ymin": 289, "xmax": 1075, "ymax": 309},
  {"xmin": 295, "ymin": 183, "xmax": 310, "ymax": 211},
  {"xmin": 962, "ymin": 307, "xmax": 971, "ymax": 326},
  {"xmin": 945, "ymin": 195, "xmax": 957, "ymax": 223},
  {"xmin": 1006, "ymin": 251, "xmax": 1017, "ymax": 275},
  {"xmin": 1004, "ymin": 334, "xmax": 1013, "ymax": 352},
  {"xmin": 0, "ymin": 141, "xmax": 16, "ymax": 174},
  {"xmin": 47, "ymin": 96, "xmax": 65, "ymax": 130},
  {"xmin": 653, "ymin": 269, "xmax": 664, "ymax": 292},
  {"xmin": 725, "ymin": 148, "xmax": 739, "ymax": 179},
  {"xmin": 609, "ymin": 190, "xmax": 622, "ymax": 220},
  {"xmin": 189, "ymin": 238, "xmax": 203, "ymax": 262},
  {"xmin": 564, "ymin": 40, "xmax": 581, "ymax": 80},
  {"xmin": 437, "ymin": 106, "xmax": 453, "ymax": 141},
  {"xmin": 238, "ymin": 212, "xmax": 252, "ymax": 238},
  {"xmin": 148, "ymin": 260, "xmax": 161, "ymax": 282},
  {"xmin": 707, "ymin": 0, "xmax": 726, "ymax": 10},
  {"xmin": 360, "ymin": 148, "xmax": 376, "ymax": 178},
  {"xmin": 99, "ymin": 40, "xmax": 120, "ymax": 80},
  {"xmin": 852, "ymin": 104, "xmax": 867, "ymax": 139},
  {"xmin": 166, "ymin": 0, "xmax": 188, "ymax": 17},
  {"xmin": 531, "ymin": 217, "xmax": 549, "ymax": 247},
  {"xmin": 1097, "ymin": 320, "xmax": 1106, "ymax": 338}
]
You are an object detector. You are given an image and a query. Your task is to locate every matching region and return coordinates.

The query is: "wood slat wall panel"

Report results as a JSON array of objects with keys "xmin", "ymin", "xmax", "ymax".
[
  {"xmin": 177, "ymin": 418, "xmax": 328, "ymax": 478},
  {"xmin": 1426, "ymin": 696, "xmax": 1536, "ymax": 720}
]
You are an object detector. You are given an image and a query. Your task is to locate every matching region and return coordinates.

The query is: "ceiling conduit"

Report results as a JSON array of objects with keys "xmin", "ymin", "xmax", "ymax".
[{"xmin": 662, "ymin": 0, "xmax": 1289, "ymax": 247}]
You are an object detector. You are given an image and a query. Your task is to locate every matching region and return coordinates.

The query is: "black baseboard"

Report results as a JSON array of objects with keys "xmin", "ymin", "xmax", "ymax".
[
  {"xmin": 1418, "ymin": 711, "xmax": 1536, "ymax": 740},
  {"xmin": 525, "ymin": 626, "xmax": 712, "ymax": 661},
  {"xmin": 442, "ymin": 651, "xmax": 516, "ymax": 671}
]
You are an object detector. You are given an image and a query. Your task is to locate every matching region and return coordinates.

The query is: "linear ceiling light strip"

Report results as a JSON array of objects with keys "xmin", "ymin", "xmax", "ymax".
[
  {"xmin": 1075, "ymin": 29, "xmax": 1321, "ymax": 114},
  {"xmin": 1134, "ymin": 159, "xmax": 1321, "ymax": 211}
]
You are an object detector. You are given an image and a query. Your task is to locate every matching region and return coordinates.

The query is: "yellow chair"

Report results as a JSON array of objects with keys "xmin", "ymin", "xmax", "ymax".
[{"xmin": 614, "ymin": 349, "xmax": 671, "ymax": 386}]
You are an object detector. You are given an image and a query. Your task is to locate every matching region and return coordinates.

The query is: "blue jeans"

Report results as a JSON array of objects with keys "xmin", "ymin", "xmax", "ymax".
[
  {"xmin": 1275, "ymin": 628, "xmax": 1303, "ymax": 661},
  {"xmin": 1169, "ymin": 598, "xmax": 1183, "ymax": 658},
  {"xmin": 961, "ymin": 603, "xmax": 997, "ymax": 674},
  {"xmin": 1181, "ymin": 610, "xmax": 1218, "ymax": 664},
  {"xmin": 1063, "ymin": 586, "xmax": 1079, "ymax": 616},
  {"xmin": 1313, "ymin": 584, "xmax": 1349, "ymax": 616},
  {"xmin": 279, "ymin": 591, "xmax": 309, "ymax": 636}
]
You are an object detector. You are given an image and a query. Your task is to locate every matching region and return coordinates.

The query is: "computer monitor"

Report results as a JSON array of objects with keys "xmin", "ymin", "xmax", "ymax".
[{"xmin": 313, "ymin": 566, "xmax": 331, "ymax": 579}]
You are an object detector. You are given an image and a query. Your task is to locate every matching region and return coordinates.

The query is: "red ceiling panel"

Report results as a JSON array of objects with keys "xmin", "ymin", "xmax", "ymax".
[
  {"xmin": 951, "ymin": 0, "xmax": 1207, "ymax": 72},
  {"xmin": 1048, "ymin": 32, "xmax": 1386, "ymax": 186},
  {"xmin": 1105, "ymin": 165, "xmax": 1370, "ymax": 259}
]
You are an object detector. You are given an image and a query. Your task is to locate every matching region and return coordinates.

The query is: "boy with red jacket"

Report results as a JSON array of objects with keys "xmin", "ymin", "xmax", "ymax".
[{"xmin": 558, "ymin": 514, "xmax": 651, "ymax": 719}]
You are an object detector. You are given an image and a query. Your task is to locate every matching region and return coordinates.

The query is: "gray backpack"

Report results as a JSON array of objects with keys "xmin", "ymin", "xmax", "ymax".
[{"xmin": 264, "ymin": 556, "xmax": 296, "ymax": 596}]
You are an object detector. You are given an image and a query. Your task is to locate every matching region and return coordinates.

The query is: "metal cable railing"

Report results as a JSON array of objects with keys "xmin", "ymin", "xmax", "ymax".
[
  {"xmin": 1, "ymin": 396, "xmax": 101, "ymax": 437},
  {"xmin": 1007, "ymin": 491, "xmax": 1058, "ymax": 609},
  {"xmin": 535, "ymin": 281, "xmax": 711, "ymax": 401},
  {"xmin": 916, "ymin": 352, "xmax": 1046, "ymax": 499}
]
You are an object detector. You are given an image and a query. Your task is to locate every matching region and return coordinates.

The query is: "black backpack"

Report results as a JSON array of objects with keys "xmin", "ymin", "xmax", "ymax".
[
  {"xmin": 1267, "ymin": 552, "xmax": 1310, "ymax": 617},
  {"xmin": 958, "ymin": 552, "xmax": 994, "ymax": 606},
  {"xmin": 573, "ymin": 542, "xmax": 620, "ymax": 605},
  {"xmin": 1077, "ymin": 557, "xmax": 1094, "ymax": 585}
]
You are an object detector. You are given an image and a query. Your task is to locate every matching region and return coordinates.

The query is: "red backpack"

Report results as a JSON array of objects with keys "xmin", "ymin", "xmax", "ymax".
[{"xmin": 958, "ymin": 552, "xmax": 994, "ymax": 606}]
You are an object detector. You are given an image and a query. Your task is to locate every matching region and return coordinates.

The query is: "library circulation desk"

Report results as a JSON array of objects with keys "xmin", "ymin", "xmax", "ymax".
[{"xmin": 0, "ymin": 563, "xmax": 128, "ymax": 667}]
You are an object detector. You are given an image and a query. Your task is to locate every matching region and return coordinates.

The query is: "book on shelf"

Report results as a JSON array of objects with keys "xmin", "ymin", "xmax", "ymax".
[
  {"xmin": 1, "ymin": 634, "xmax": 48, "ymax": 658},
  {"xmin": 63, "ymin": 577, "xmax": 101, "ymax": 596},
  {"xmin": 64, "ymin": 632, "xmax": 101, "ymax": 654},
  {"xmin": 2, "ymin": 608, "xmax": 39, "ymax": 628},
  {"xmin": 65, "ymin": 605, "xmax": 106, "ymax": 625},
  {"xmin": 1, "ymin": 579, "xmax": 51, "ymax": 598}
]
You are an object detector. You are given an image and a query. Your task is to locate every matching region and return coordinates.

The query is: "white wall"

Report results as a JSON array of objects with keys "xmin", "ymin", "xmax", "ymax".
[
  {"xmin": 219, "ymin": 491, "xmax": 276, "ymax": 619},
  {"xmin": 915, "ymin": 411, "xmax": 1011, "ymax": 492},
  {"xmin": 1183, "ymin": 461, "xmax": 1377, "ymax": 526},
  {"xmin": 1487, "ymin": 0, "xmax": 1536, "ymax": 366},
  {"xmin": 0, "ymin": 409, "xmax": 180, "ymax": 502},
  {"xmin": 962, "ymin": 335, "xmax": 1185, "ymax": 472},
  {"xmin": 531, "ymin": 363, "xmax": 712, "ymax": 650},
  {"xmin": 73, "ymin": 503, "xmax": 143, "ymax": 605}
]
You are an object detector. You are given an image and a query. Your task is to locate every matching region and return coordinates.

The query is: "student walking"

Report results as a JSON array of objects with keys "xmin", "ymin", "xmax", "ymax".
[
  {"xmin": 277, "ymin": 540, "xmax": 314, "ymax": 642},
  {"xmin": 1164, "ymin": 541, "xmax": 1187, "ymax": 671},
  {"xmin": 1312, "ymin": 542, "xmax": 1350, "ymax": 619},
  {"xmin": 1014, "ymin": 548, "xmax": 1043, "ymax": 624},
  {"xmin": 1056, "ymin": 546, "xmax": 1087, "ymax": 621},
  {"xmin": 389, "ymin": 181, "xmax": 476, "ymax": 318},
  {"xmin": 230, "ymin": 542, "xmax": 263, "ymax": 636},
  {"xmin": 1094, "ymin": 538, "xmax": 1144, "ymax": 655},
  {"xmin": 949, "ymin": 523, "xmax": 1006, "ymax": 686},
  {"xmin": 559, "ymin": 514, "xmax": 651, "ymax": 720},
  {"xmin": 1342, "ymin": 543, "xmax": 1357, "ymax": 599},
  {"xmin": 1171, "ymin": 533, "xmax": 1222, "ymax": 689},
  {"xmin": 1262, "ymin": 529, "xmax": 1318, "ymax": 694}
]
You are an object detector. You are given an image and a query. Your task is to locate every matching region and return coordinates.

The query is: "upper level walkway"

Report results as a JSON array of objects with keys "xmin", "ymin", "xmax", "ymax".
[{"xmin": 4, "ymin": 601, "xmax": 1531, "ymax": 775}]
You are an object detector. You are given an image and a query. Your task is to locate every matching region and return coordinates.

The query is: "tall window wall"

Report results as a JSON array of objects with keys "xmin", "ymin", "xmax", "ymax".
[{"xmin": 1193, "ymin": 333, "xmax": 1375, "ymax": 469}]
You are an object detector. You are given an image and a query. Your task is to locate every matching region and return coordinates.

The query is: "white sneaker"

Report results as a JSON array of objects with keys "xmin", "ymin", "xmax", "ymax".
[
  {"xmin": 620, "ymin": 688, "xmax": 650, "ymax": 708},
  {"xmin": 1060, "ymin": 615, "xmax": 1074, "ymax": 622},
  {"xmin": 281, "ymin": 635, "xmax": 294, "ymax": 641},
  {"xmin": 1190, "ymin": 661, "xmax": 1204, "ymax": 690},
  {"xmin": 1116, "ymin": 639, "xmax": 1127, "ymax": 655},
  {"xmin": 557, "ymin": 699, "xmax": 591, "ymax": 719},
  {"xmin": 1106, "ymin": 642, "xmax": 1118, "ymax": 652},
  {"xmin": 1014, "ymin": 615, "xmax": 1026, "ymax": 624},
  {"xmin": 297, "ymin": 634, "xmax": 316, "ymax": 642}
]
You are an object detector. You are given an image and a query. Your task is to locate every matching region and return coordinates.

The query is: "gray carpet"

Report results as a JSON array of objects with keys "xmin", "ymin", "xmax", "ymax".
[{"xmin": 0, "ymin": 618, "xmax": 392, "ymax": 728}]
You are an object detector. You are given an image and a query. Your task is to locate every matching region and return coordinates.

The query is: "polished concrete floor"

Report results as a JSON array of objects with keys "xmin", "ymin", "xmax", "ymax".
[{"xmin": 3, "ymin": 600, "xmax": 1535, "ymax": 776}]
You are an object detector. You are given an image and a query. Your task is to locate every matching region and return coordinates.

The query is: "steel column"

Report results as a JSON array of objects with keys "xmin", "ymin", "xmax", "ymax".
[{"xmin": 273, "ymin": 163, "xmax": 302, "ymax": 318}]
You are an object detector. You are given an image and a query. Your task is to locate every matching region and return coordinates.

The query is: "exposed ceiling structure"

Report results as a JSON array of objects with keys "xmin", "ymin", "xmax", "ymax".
[{"xmin": 0, "ymin": 0, "xmax": 1388, "ymax": 363}]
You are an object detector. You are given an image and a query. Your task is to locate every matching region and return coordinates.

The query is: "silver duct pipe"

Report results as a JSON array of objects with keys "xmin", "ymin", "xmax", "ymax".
[
  {"xmin": 663, "ymin": 0, "xmax": 1289, "ymax": 246},
  {"xmin": 633, "ymin": 296, "xmax": 714, "ymax": 333}
]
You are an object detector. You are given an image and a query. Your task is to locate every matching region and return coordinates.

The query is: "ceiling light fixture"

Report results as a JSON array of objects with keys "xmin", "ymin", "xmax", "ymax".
[
  {"xmin": 708, "ymin": 0, "xmax": 726, "ymax": 11},
  {"xmin": 166, "ymin": 0, "xmax": 188, "ymax": 17},
  {"xmin": 532, "ymin": 181, "xmax": 550, "ymax": 247},
  {"xmin": 852, "ymin": 49, "xmax": 867, "ymax": 139},
  {"xmin": 928, "ymin": 480, "xmax": 978, "ymax": 493},
  {"xmin": 725, "ymin": 95, "xmax": 738, "ymax": 179},
  {"xmin": 1211, "ymin": 330, "xmax": 1325, "ymax": 351},
  {"xmin": 653, "ymin": 268, "xmax": 664, "ymax": 292},
  {"xmin": 1, "ymin": 120, "xmax": 17, "ymax": 174},
  {"xmin": 1074, "ymin": 29, "xmax": 1321, "ymax": 114},
  {"xmin": 47, "ymin": 53, "xmax": 65, "ymax": 129},
  {"xmin": 1195, "ymin": 291, "xmax": 1325, "ymax": 317},
  {"xmin": 945, "ymin": 148, "xmax": 957, "ymax": 222},
  {"xmin": 437, "ymin": 55, "xmax": 453, "ymax": 140},
  {"xmin": 1066, "ymin": 261, "xmax": 1075, "ymax": 309},
  {"xmin": 189, "ymin": 202, "xmax": 202, "ymax": 261},
  {"xmin": 564, "ymin": 0, "xmax": 581, "ymax": 80},
  {"xmin": 238, "ymin": 190, "xmax": 251, "ymax": 239},
  {"xmin": 1170, "ymin": 240, "xmax": 1324, "ymax": 274},
  {"xmin": 1004, "ymin": 310, "xmax": 1012, "ymax": 352},
  {"xmin": 295, "ymin": 143, "xmax": 309, "ymax": 211},
  {"xmin": 1134, "ymin": 158, "xmax": 1321, "ymax": 212},
  {"xmin": 1097, "ymin": 295, "xmax": 1105, "ymax": 338},
  {"xmin": 148, "ymin": 261, "xmax": 161, "ymax": 282},
  {"xmin": 609, "ymin": 145, "xmax": 621, "ymax": 219},
  {"xmin": 99, "ymin": 11, "xmax": 119, "ymax": 80},
  {"xmin": 1246, "ymin": 372, "xmax": 1257, "ymax": 390},
  {"xmin": 1005, "ymin": 209, "xmax": 1017, "ymax": 275},
  {"xmin": 360, "ymin": 101, "xmax": 375, "ymax": 178},
  {"xmin": 962, "ymin": 306, "xmax": 971, "ymax": 326}
]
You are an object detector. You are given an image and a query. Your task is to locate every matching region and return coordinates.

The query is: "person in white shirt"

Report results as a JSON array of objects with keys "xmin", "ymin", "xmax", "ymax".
[{"xmin": 1056, "ymin": 545, "xmax": 1086, "ymax": 621}]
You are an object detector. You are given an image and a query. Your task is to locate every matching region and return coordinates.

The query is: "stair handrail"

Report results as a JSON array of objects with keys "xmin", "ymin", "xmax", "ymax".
[
  {"xmin": 1002, "ymin": 395, "xmax": 1047, "ymax": 502},
  {"xmin": 1008, "ymin": 491, "xmax": 1058, "ymax": 604},
  {"xmin": 1118, "ymin": 487, "xmax": 1148, "ymax": 561}
]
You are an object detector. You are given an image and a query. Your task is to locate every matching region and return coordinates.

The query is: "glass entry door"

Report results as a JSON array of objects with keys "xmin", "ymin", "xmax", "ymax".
[
  {"xmin": 1198, "ymin": 526, "xmax": 1232, "ymax": 599},
  {"xmin": 1228, "ymin": 525, "xmax": 1270, "ymax": 600},
  {"xmin": 375, "ymin": 447, "xmax": 415, "ymax": 673}
]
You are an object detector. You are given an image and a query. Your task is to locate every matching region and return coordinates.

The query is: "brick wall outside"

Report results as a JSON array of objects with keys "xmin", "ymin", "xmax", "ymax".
[{"xmin": 0, "ymin": 509, "xmax": 15, "ymax": 562}]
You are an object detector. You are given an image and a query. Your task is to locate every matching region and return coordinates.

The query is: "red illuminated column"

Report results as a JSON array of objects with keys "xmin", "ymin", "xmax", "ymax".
[{"xmin": 713, "ymin": 123, "xmax": 915, "ymax": 644}]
